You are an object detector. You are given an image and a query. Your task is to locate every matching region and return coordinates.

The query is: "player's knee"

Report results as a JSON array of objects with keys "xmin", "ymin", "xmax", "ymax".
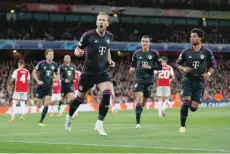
[
  {"xmin": 73, "ymin": 96, "xmax": 85, "ymax": 105},
  {"xmin": 102, "ymin": 89, "xmax": 111, "ymax": 106},
  {"xmin": 182, "ymin": 100, "xmax": 191, "ymax": 107},
  {"xmin": 190, "ymin": 106, "xmax": 198, "ymax": 112}
]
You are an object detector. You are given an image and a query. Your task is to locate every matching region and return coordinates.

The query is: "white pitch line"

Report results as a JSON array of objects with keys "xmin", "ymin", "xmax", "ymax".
[
  {"xmin": 0, "ymin": 125, "xmax": 152, "ymax": 137},
  {"xmin": 2, "ymin": 140, "xmax": 230, "ymax": 153}
]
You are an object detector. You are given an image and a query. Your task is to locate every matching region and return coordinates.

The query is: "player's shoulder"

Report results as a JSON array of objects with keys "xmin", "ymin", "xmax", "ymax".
[
  {"xmin": 51, "ymin": 61, "xmax": 58, "ymax": 66},
  {"xmin": 181, "ymin": 47, "xmax": 191, "ymax": 53},
  {"xmin": 149, "ymin": 48, "xmax": 160, "ymax": 55},
  {"xmin": 202, "ymin": 46, "xmax": 213, "ymax": 54},
  {"xmin": 70, "ymin": 63, "xmax": 76, "ymax": 67},
  {"xmin": 82, "ymin": 29, "xmax": 96, "ymax": 37},
  {"xmin": 133, "ymin": 49, "xmax": 142, "ymax": 54},
  {"xmin": 22, "ymin": 68, "xmax": 30, "ymax": 73},
  {"xmin": 105, "ymin": 30, "xmax": 113, "ymax": 38},
  {"xmin": 166, "ymin": 64, "xmax": 173, "ymax": 70},
  {"xmin": 37, "ymin": 60, "xmax": 46, "ymax": 65}
]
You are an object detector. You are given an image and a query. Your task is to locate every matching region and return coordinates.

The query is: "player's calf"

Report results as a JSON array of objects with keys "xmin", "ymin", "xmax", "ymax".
[
  {"xmin": 180, "ymin": 99, "xmax": 191, "ymax": 127},
  {"xmin": 95, "ymin": 89, "xmax": 111, "ymax": 136}
]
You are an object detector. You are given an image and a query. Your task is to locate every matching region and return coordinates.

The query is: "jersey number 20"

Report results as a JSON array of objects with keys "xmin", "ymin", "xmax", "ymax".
[{"xmin": 159, "ymin": 70, "xmax": 170, "ymax": 79}]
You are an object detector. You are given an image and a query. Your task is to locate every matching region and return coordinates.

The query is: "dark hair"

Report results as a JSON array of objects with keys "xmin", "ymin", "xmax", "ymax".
[
  {"xmin": 45, "ymin": 49, "xmax": 54, "ymax": 55},
  {"xmin": 191, "ymin": 28, "xmax": 204, "ymax": 40},
  {"xmin": 161, "ymin": 56, "xmax": 168, "ymax": 62},
  {"xmin": 18, "ymin": 60, "xmax": 25, "ymax": 65}
]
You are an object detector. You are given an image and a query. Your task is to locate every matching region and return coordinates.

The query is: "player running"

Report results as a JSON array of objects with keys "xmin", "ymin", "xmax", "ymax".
[
  {"xmin": 33, "ymin": 49, "xmax": 59, "ymax": 127},
  {"xmin": 130, "ymin": 35, "xmax": 162, "ymax": 129},
  {"xmin": 154, "ymin": 56, "xmax": 174, "ymax": 117},
  {"xmin": 57, "ymin": 55, "xmax": 76, "ymax": 117},
  {"xmin": 175, "ymin": 28, "xmax": 217, "ymax": 133}
]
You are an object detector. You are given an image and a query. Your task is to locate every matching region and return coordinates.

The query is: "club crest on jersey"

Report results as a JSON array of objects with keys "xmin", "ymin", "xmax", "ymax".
[
  {"xmin": 51, "ymin": 66, "xmax": 55, "ymax": 70},
  {"xmin": 43, "ymin": 66, "xmax": 46, "ymax": 69},
  {"xmin": 106, "ymin": 39, "xmax": 110, "ymax": 44},
  {"xmin": 65, "ymin": 68, "xmax": 67, "ymax": 70},
  {"xmin": 148, "ymin": 55, "xmax": 153, "ymax": 59},
  {"xmin": 200, "ymin": 54, "xmax": 205, "ymax": 59},
  {"xmin": 71, "ymin": 67, "xmax": 74, "ymax": 70},
  {"xmin": 79, "ymin": 85, "xmax": 83, "ymax": 91}
]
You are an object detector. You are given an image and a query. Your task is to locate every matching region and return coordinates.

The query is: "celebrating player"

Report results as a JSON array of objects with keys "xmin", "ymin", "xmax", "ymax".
[
  {"xmin": 175, "ymin": 28, "xmax": 217, "ymax": 133},
  {"xmin": 65, "ymin": 12, "xmax": 115, "ymax": 136},
  {"xmin": 130, "ymin": 35, "xmax": 162, "ymax": 128},
  {"xmin": 8, "ymin": 60, "xmax": 30, "ymax": 121},
  {"xmin": 154, "ymin": 56, "xmax": 174, "ymax": 117},
  {"xmin": 32, "ymin": 49, "xmax": 58, "ymax": 127}
]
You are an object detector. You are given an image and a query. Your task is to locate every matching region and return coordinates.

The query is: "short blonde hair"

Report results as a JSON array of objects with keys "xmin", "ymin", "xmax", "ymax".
[
  {"xmin": 97, "ymin": 12, "xmax": 110, "ymax": 23},
  {"xmin": 45, "ymin": 49, "xmax": 54, "ymax": 55}
]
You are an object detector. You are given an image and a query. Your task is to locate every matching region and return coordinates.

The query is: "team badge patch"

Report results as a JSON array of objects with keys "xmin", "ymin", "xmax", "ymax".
[
  {"xmin": 79, "ymin": 85, "xmax": 83, "ymax": 91},
  {"xmin": 148, "ymin": 55, "xmax": 153, "ymax": 59},
  {"xmin": 51, "ymin": 66, "xmax": 55, "ymax": 70},
  {"xmin": 106, "ymin": 39, "xmax": 110, "ymax": 44},
  {"xmin": 200, "ymin": 54, "xmax": 205, "ymax": 59}
]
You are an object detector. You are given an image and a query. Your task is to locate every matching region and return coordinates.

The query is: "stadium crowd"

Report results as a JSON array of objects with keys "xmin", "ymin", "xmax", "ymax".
[
  {"xmin": 0, "ymin": 58, "xmax": 229, "ymax": 106},
  {"xmin": 1, "ymin": 19, "xmax": 230, "ymax": 43}
]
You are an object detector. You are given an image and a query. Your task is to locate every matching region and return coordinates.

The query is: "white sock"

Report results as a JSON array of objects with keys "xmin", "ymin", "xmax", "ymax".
[
  {"xmin": 96, "ymin": 119, "xmax": 103, "ymax": 127},
  {"xmin": 162, "ymin": 100, "xmax": 167, "ymax": 112},
  {"xmin": 157, "ymin": 101, "xmax": 162, "ymax": 117},
  {"xmin": 11, "ymin": 100, "xmax": 17, "ymax": 120},
  {"xmin": 20, "ymin": 100, "xmax": 26, "ymax": 117},
  {"xmin": 67, "ymin": 114, "xmax": 72, "ymax": 122}
]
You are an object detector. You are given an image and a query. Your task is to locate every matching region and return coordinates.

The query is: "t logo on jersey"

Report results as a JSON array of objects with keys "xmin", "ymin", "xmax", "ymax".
[
  {"xmin": 46, "ymin": 70, "xmax": 52, "ymax": 76},
  {"xmin": 67, "ymin": 70, "xmax": 72, "ymax": 76},
  {"xmin": 192, "ymin": 61, "xmax": 200, "ymax": 69},
  {"xmin": 99, "ymin": 46, "xmax": 106, "ymax": 55}
]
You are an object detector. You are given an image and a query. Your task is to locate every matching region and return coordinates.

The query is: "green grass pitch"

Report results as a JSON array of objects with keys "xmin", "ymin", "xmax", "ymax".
[{"xmin": 0, "ymin": 107, "xmax": 229, "ymax": 153}]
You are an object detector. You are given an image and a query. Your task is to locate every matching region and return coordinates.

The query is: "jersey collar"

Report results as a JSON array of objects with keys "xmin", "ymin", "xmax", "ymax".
[{"xmin": 191, "ymin": 45, "xmax": 203, "ymax": 52}]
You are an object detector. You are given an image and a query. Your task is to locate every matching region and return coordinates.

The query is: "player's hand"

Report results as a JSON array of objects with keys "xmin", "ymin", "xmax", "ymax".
[
  {"xmin": 37, "ymin": 80, "xmax": 44, "ymax": 85},
  {"xmin": 201, "ymin": 73, "xmax": 211, "ymax": 80},
  {"xmin": 129, "ymin": 67, "xmax": 135, "ymax": 73},
  {"xmin": 183, "ymin": 67, "xmax": 192, "ymax": 73},
  {"xmin": 74, "ymin": 48, "xmax": 84, "ymax": 57},
  {"xmin": 109, "ymin": 60, "xmax": 115, "ymax": 67},
  {"xmin": 65, "ymin": 79, "xmax": 70, "ymax": 83},
  {"xmin": 142, "ymin": 64, "xmax": 151, "ymax": 69}
]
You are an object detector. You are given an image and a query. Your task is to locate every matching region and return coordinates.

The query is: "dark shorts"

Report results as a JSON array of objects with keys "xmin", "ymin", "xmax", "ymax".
[
  {"xmin": 181, "ymin": 77, "xmax": 204, "ymax": 103},
  {"xmin": 61, "ymin": 83, "xmax": 74, "ymax": 97},
  {"xmin": 35, "ymin": 85, "xmax": 52, "ymax": 99},
  {"xmin": 78, "ymin": 72, "xmax": 111, "ymax": 93},
  {"xmin": 134, "ymin": 81, "xmax": 153, "ymax": 98}
]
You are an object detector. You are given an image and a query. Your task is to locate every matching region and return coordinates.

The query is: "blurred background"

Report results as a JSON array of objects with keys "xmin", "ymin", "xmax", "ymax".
[{"xmin": 0, "ymin": 0, "xmax": 230, "ymax": 107}]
